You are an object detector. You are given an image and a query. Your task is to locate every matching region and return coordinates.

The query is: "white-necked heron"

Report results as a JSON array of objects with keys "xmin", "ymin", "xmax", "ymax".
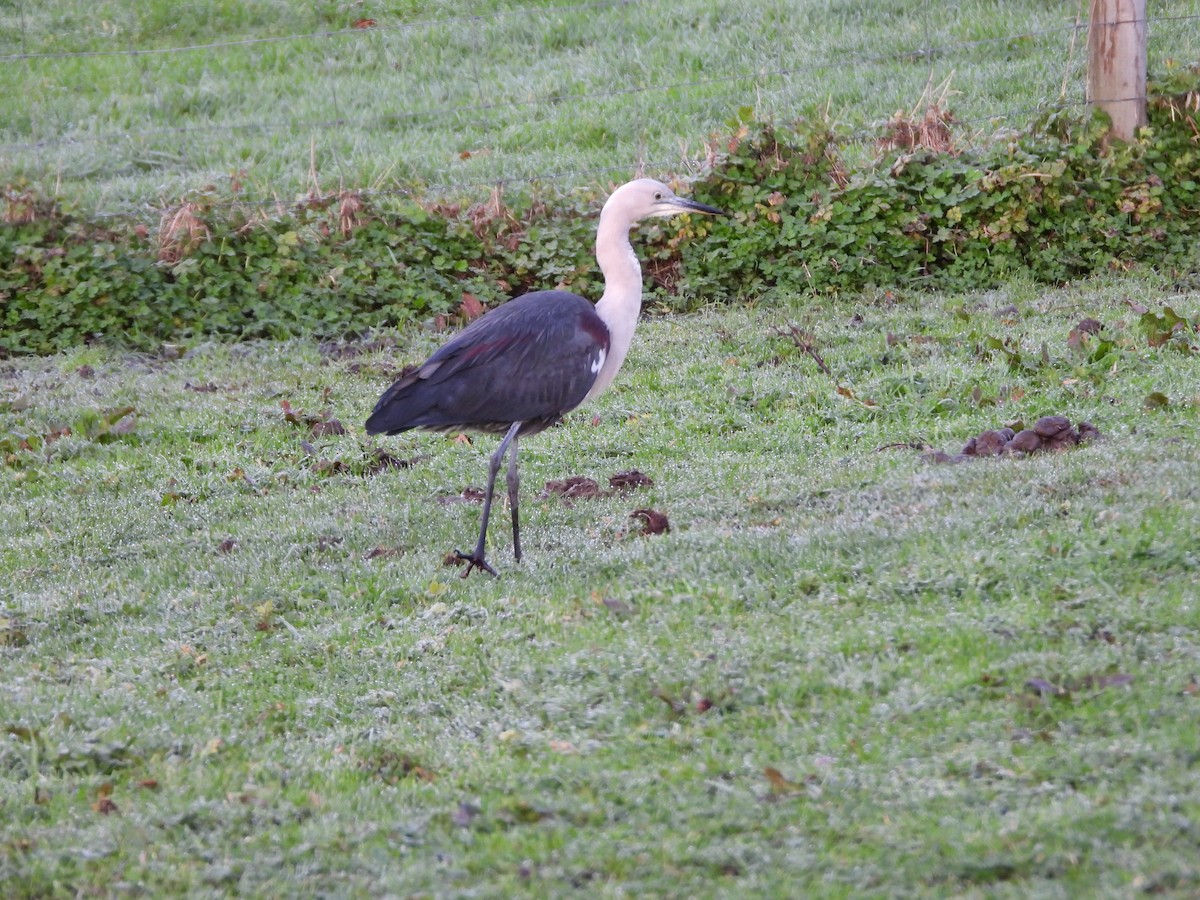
[{"xmin": 366, "ymin": 178, "xmax": 725, "ymax": 575}]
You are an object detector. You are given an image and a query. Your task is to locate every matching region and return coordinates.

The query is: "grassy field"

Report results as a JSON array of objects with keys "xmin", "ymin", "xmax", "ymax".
[
  {"xmin": 2, "ymin": 272, "xmax": 1199, "ymax": 896},
  {"xmin": 4, "ymin": 0, "xmax": 1200, "ymax": 896},
  {"xmin": 4, "ymin": 0, "xmax": 1199, "ymax": 214}
]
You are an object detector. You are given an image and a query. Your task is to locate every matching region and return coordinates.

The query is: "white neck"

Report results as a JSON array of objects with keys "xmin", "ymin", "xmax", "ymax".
[{"xmin": 585, "ymin": 205, "xmax": 643, "ymax": 401}]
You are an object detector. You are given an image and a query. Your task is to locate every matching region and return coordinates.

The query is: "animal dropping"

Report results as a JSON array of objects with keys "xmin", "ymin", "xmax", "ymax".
[{"xmin": 923, "ymin": 415, "xmax": 1100, "ymax": 464}]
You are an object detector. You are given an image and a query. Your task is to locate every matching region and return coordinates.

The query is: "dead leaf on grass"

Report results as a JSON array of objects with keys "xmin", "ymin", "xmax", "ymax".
[
  {"xmin": 281, "ymin": 400, "xmax": 303, "ymax": 425},
  {"xmin": 630, "ymin": 508, "xmax": 670, "ymax": 535},
  {"xmin": 1144, "ymin": 391, "xmax": 1170, "ymax": 410},
  {"xmin": 310, "ymin": 418, "xmax": 346, "ymax": 437},
  {"xmin": 92, "ymin": 785, "xmax": 118, "ymax": 815},
  {"xmin": 438, "ymin": 487, "xmax": 486, "ymax": 504},
  {"xmin": 282, "ymin": 399, "xmax": 345, "ymax": 437},
  {"xmin": 836, "ymin": 384, "xmax": 878, "ymax": 407},
  {"xmin": 763, "ymin": 766, "xmax": 802, "ymax": 794},
  {"xmin": 364, "ymin": 546, "xmax": 402, "ymax": 560},
  {"xmin": 312, "ymin": 458, "xmax": 349, "ymax": 476},
  {"xmin": 609, "ymin": 469, "xmax": 653, "ymax": 491},
  {"xmin": 459, "ymin": 293, "xmax": 485, "ymax": 322},
  {"xmin": 1067, "ymin": 317, "xmax": 1104, "ymax": 350}
]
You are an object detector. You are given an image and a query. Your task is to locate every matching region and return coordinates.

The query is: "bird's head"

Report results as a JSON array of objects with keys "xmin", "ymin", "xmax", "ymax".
[{"xmin": 604, "ymin": 178, "xmax": 726, "ymax": 224}]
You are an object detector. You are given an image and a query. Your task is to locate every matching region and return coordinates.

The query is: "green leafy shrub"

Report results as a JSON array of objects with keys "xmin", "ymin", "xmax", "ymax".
[
  {"xmin": 2, "ymin": 68, "xmax": 1198, "ymax": 355},
  {"xmin": 682, "ymin": 74, "xmax": 1200, "ymax": 300}
]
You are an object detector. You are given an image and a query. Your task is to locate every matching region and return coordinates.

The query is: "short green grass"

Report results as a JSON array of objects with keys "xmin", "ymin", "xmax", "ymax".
[
  {"xmin": 2, "ymin": 273, "xmax": 1199, "ymax": 896},
  {"xmin": 5, "ymin": 0, "xmax": 1199, "ymax": 213},
  {"xmin": 4, "ymin": 2, "xmax": 1200, "ymax": 895}
]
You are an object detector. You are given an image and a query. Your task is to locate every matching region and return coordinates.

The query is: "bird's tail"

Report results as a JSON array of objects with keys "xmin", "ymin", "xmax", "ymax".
[{"xmin": 365, "ymin": 373, "xmax": 429, "ymax": 435}]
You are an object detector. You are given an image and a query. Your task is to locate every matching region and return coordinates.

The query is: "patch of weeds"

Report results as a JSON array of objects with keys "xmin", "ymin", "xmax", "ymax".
[
  {"xmin": 1, "ymin": 407, "xmax": 136, "ymax": 469},
  {"xmin": 72, "ymin": 406, "xmax": 139, "ymax": 443},
  {"xmin": 1138, "ymin": 304, "xmax": 1198, "ymax": 352},
  {"xmin": 25, "ymin": 736, "xmax": 142, "ymax": 776},
  {"xmin": 6, "ymin": 70, "xmax": 1200, "ymax": 354}
]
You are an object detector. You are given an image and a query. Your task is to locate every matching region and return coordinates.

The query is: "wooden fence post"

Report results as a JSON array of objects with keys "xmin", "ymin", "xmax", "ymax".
[{"xmin": 1087, "ymin": 0, "xmax": 1148, "ymax": 140}]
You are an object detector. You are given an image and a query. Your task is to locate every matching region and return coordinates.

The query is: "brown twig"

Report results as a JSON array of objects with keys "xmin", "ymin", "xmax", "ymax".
[{"xmin": 774, "ymin": 324, "xmax": 832, "ymax": 377}]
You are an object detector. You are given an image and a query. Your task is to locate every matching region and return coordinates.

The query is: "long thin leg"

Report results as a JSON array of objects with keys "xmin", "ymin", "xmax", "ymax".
[
  {"xmin": 455, "ymin": 421, "xmax": 521, "ymax": 577},
  {"xmin": 507, "ymin": 434, "xmax": 521, "ymax": 562}
]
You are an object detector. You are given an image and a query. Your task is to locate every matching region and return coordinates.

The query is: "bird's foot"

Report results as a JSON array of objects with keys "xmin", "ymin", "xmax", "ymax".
[{"xmin": 454, "ymin": 551, "xmax": 498, "ymax": 578}]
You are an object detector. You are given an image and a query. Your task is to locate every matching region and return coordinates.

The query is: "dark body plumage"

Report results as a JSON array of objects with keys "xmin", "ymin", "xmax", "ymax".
[{"xmin": 366, "ymin": 291, "xmax": 610, "ymax": 438}]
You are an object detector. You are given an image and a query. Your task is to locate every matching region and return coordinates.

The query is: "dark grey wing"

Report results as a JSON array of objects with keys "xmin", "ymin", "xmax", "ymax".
[{"xmin": 365, "ymin": 291, "xmax": 610, "ymax": 436}]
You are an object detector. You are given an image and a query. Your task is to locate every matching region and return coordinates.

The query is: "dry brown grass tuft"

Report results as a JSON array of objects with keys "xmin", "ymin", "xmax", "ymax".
[
  {"xmin": 2, "ymin": 185, "xmax": 52, "ymax": 225},
  {"xmin": 338, "ymin": 190, "xmax": 365, "ymax": 237},
  {"xmin": 877, "ymin": 77, "xmax": 960, "ymax": 156},
  {"xmin": 156, "ymin": 202, "xmax": 210, "ymax": 264}
]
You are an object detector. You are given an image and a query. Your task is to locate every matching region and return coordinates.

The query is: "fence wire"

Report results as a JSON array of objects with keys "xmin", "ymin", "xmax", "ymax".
[{"xmin": 2, "ymin": 0, "xmax": 1198, "ymax": 220}]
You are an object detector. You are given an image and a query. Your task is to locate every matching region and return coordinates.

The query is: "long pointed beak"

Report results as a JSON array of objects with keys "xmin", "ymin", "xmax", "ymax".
[{"xmin": 672, "ymin": 195, "xmax": 727, "ymax": 217}]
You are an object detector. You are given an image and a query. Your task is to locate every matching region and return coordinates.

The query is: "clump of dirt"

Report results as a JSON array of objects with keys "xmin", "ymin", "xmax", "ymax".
[
  {"xmin": 924, "ymin": 415, "xmax": 1100, "ymax": 464},
  {"xmin": 542, "ymin": 476, "xmax": 604, "ymax": 501},
  {"xmin": 540, "ymin": 470, "xmax": 655, "ymax": 504},
  {"xmin": 609, "ymin": 470, "xmax": 654, "ymax": 491}
]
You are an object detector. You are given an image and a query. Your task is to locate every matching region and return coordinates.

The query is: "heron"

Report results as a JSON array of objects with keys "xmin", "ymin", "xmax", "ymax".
[{"xmin": 365, "ymin": 178, "xmax": 725, "ymax": 576}]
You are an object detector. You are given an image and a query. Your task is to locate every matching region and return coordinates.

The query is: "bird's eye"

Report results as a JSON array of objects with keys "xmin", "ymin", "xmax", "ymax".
[{"xmin": 654, "ymin": 191, "xmax": 662, "ymax": 201}]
